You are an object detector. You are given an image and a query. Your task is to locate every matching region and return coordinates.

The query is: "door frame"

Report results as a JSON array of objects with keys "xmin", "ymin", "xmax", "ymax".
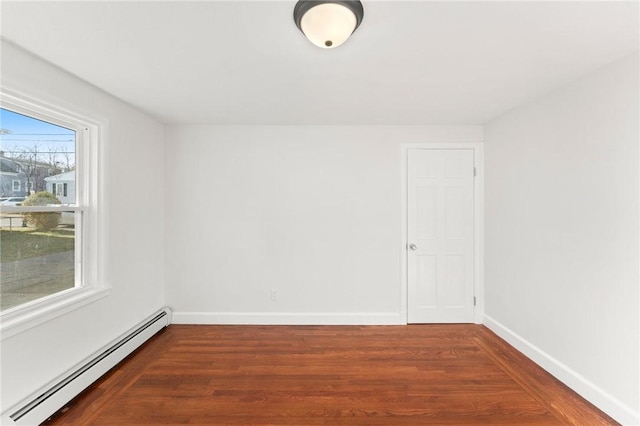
[{"xmin": 400, "ymin": 143, "xmax": 484, "ymax": 324}]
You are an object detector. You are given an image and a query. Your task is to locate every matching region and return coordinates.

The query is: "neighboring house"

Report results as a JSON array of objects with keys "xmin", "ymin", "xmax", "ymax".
[
  {"xmin": 0, "ymin": 151, "xmax": 65, "ymax": 197},
  {"xmin": 0, "ymin": 155, "xmax": 26, "ymax": 196},
  {"xmin": 45, "ymin": 170, "xmax": 75, "ymax": 204}
]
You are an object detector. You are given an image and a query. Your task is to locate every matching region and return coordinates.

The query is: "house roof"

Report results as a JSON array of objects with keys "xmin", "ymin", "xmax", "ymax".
[
  {"xmin": 44, "ymin": 171, "xmax": 75, "ymax": 182},
  {"xmin": 0, "ymin": 157, "xmax": 19, "ymax": 174}
]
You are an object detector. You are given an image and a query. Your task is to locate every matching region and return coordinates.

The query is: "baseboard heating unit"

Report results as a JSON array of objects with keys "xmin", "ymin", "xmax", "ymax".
[{"xmin": 2, "ymin": 307, "xmax": 172, "ymax": 426}]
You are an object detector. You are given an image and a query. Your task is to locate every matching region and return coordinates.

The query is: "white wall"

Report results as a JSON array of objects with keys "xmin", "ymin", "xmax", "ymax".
[
  {"xmin": 0, "ymin": 41, "xmax": 166, "ymax": 410},
  {"xmin": 484, "ymin": 53, "xmax": 639, "ymax": 424},
  {"xmin": 165, "ymin": 125, "xmax": 482, "ymax": 324}
]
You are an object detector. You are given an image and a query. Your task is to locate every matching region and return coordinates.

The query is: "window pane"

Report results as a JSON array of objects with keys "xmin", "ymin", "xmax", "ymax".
[
  {"xmin": 0, "ymin": 108, "xmax": 75, "ymax": 203},
  {"xmin": 0, "ymin": 107, "xmax": 78, "ymax": 311},
  {"xmin": 0, "ymin": 213, "xmax": 76, "ymax": 311}
]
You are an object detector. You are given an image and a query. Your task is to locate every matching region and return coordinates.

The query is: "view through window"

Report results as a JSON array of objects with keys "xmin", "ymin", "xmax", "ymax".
[{"xmin": 0, "ymin": 107, "xmax": 78, "ymax": 311}]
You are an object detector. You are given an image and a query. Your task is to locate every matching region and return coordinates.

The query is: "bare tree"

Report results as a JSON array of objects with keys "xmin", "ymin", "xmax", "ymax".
[
  {"xmin": 3, "ymin": 143, "xmax": 68, "ymax": 193},
  {"xmin": 58, "ymin": 145, "xmax": 75, "ymax": 171}
]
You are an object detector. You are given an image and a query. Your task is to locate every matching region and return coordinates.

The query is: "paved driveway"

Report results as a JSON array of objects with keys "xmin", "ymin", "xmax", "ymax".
[{"xmin": 0, "ymin": 250, "xmax": 74, "ymax": 311}]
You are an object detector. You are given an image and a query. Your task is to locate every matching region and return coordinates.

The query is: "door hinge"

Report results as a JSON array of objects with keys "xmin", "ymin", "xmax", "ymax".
[
  {"xmin": 473, "ymin": 296, "xmax": 477, "ymax": 306},
  {"xmin": 473, "ymin": 167, "xmax": 477, "ymax": 177}
]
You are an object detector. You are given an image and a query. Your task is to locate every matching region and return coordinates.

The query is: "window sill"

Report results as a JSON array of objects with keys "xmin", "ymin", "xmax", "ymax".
[{"xmin": 0, "ymin": 286, "xmax": 111, "ymax": 340}]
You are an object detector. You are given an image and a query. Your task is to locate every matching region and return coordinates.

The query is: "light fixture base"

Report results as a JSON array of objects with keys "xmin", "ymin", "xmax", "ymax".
[{"xmin": 293, "ymin": 0, "xmax": 364, "ymax": 48}]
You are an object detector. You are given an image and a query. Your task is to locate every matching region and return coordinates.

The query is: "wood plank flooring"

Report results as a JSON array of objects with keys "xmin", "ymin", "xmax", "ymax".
[{"xmin": 44, "ymin": 325, "xmax": 618, "ymax": 425}]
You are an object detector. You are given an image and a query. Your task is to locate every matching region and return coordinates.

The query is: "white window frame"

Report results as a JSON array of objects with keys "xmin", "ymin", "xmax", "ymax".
[
  {"xmin": 12, "ymin": 179, "xmax": 20, "ymax": 192},
  {"xmin": 0, "ymin": 90, "xmax": 108, "ymax": 339}
]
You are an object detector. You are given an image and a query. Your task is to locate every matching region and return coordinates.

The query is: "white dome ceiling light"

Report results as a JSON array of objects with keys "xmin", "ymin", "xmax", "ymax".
[{"xmin": 293, "ymin": 1, "xmax": 364, "ymax": 49}]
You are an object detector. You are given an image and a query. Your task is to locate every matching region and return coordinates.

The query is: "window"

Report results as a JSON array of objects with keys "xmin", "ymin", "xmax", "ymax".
[
  {"xmin": 12, "ymin": 180, "xmax": 20, "ymax": 192},
  {"xmin": 0, "ymin": 91, "xmax": 102, "ymax": 323},
  {"xmin": 54, "ymin": 183, "xmax": 67, "ymax": 197}
]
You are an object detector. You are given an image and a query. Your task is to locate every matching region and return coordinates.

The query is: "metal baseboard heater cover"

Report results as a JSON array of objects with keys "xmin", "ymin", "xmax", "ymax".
[{"xmin": 3, "ymin": 307, "xmax": 171, "ymax": 426}]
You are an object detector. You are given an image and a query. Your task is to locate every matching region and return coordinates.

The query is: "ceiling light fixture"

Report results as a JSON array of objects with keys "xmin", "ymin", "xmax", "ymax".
[{"xmin": 293, "ymin": 0, "xmax": 364, "ymax": 49}]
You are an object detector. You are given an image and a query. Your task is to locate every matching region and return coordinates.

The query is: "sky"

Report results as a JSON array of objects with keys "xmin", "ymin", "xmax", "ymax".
[{"xmin": 0, "ymin": 108, "xmax": 76, "ymax": 169}]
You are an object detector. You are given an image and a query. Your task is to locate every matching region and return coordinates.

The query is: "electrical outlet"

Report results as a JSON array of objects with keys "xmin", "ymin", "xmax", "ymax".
[{"xmin": 270, "ymin": 289, "xmax": 278, "ymax": 301}]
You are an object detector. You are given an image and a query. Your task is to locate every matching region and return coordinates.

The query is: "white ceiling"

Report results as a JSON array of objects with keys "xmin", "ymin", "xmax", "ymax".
[{"xmin": 1, "ymin": 1, "xmax": 638, "ymax": 125}]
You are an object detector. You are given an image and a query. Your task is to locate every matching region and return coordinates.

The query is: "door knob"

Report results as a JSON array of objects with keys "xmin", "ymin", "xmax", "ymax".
[{"xmin": 409, "ymin": 244, "xmax": 417, "ymax": 251}]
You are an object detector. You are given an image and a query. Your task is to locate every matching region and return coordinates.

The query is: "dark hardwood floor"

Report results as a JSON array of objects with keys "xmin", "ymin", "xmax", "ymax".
[{"xmin": 44, "ymin": 324, "xmax": 618, "ymax": 425}]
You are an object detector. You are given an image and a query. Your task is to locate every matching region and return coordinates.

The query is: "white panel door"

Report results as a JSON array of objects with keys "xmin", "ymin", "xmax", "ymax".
[{"xmin": 407, "ymin": 149, "xmax": 475, "ymax": 323}]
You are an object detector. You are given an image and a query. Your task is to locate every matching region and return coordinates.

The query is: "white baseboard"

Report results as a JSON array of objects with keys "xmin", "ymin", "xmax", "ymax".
[
  {"xmin": 483, "ymin": 314, "xmax": 639, "ymax": 426},
  {"xmin": 171, "ymin": 311, "xmax": 405, "ymax": 325}
]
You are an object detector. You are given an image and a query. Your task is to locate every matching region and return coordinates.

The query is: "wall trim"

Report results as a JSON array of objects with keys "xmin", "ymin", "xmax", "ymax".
[
  {"xmin": 171, "ymin": 311, "xmax": 405, "ymax": 325},
  {"xmin": 483, "ymin": 314, "xmax": 639, "ymax": 425},
  {"xmin": 0, "ymin": 287, "xmax": 111, "ymax": 341}
]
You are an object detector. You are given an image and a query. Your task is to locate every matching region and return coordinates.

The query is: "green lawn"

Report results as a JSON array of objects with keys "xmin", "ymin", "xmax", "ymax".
[{"xmin": 0, "ymin": 228, "xmax": 75, "ymax": 262}]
